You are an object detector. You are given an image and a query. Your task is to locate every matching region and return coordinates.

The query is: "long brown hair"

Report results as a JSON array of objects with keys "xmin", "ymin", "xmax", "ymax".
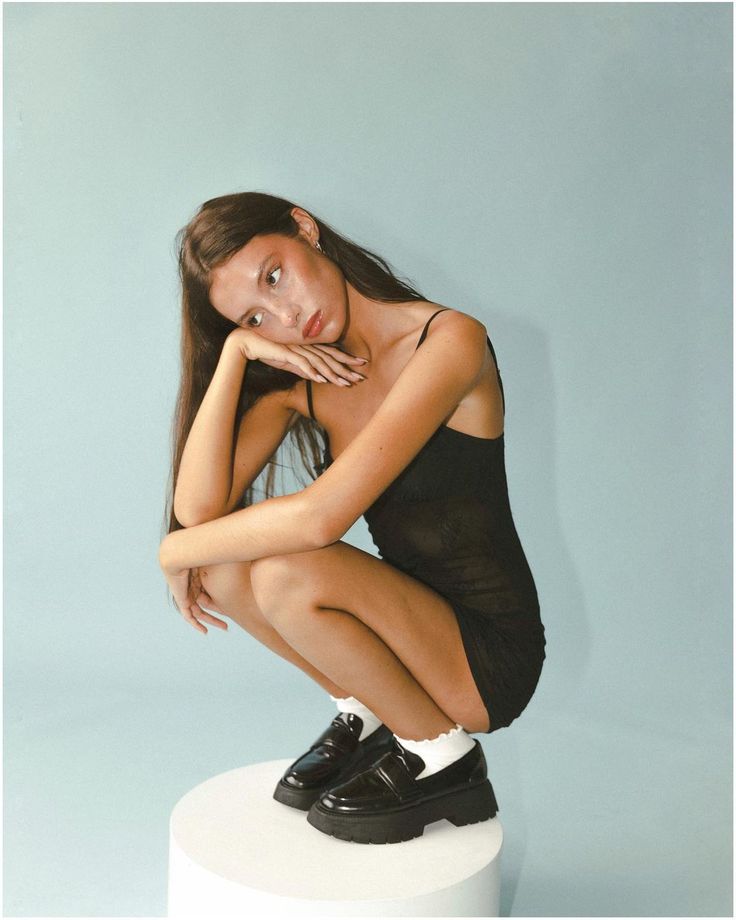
[{"xmin": 162, "ymin": 191, "xmax": 427, "ymax": 540}]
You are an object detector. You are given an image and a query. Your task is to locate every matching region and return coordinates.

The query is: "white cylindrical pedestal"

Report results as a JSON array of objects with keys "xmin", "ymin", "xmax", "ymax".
[{"xmin": 168, "ymin": 758, "xmax": 503, "ymax": 917}]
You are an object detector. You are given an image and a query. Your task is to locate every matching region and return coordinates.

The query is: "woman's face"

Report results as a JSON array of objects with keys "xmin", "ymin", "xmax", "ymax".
[{"xmin": 208, "ymin": 218, "xmax": 348, "ymax": 345}]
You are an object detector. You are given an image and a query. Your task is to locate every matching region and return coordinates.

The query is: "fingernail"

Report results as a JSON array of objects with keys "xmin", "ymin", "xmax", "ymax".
[{"xmin": 316, "ymin": 374, "xmax": 328, "ymax": 382}]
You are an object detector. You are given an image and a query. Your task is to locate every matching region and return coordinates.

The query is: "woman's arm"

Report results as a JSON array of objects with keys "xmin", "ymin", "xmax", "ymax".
[
  {"xmin": 174, "ymin": 338, "xmax": 249, "ymax": 525},
  {"xmin": 159, "ymin": 312, "xmax": 487, "ymax": 575},
  {"xmin": 174, "ymin": 332, "xmax": 357, "ymax": 526},
  {"xmin": 160, "ymin": 488, "xmax": 324, "ymax": 574},
  {"xmin": 305, "ymin": 312, "xmax": 489, "ymax": 540}
]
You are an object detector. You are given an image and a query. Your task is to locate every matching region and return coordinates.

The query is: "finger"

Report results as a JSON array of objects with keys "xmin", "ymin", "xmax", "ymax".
[
  {"xmin": 198, "ymin": 610, "xmax": 230, "ymax": 630},
  {"xmin": 307, "ymin": 344, "xmax": 370, "ymax": 365},
  {"xmin": 182, "ymin": 607, "xmax": 207, "ymax": 634},
  {"xmin": 174, "ymin": 596, "xmax": 210, "ymax": 633},
  {"xmin": 291, "ymin": 354, "xmax": 331, "ymax": 383},
  {"xmin": 289, "ymin": 346, "xmax": 364, "ymax": 387},
  {"xmin": 189, "ymin": 601, "xmax": 229, "ymax": 631},
  {"xmin": 196, "ymin": 589, "xmax": 224, "ymax": 614},
  {"xmin": 305, "ymin": 347, "xmax": 366, "ymax": 378}
]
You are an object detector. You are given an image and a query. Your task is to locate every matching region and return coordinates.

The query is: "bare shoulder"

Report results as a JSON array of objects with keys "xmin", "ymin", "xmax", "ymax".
[
  {"xmin": 424, "ymin": 306, "xmax": 486, "ymax": 338},
  {"xmin": 417, "ymin": 306, "xmax": 489, "ymax": 369},
  {"xmin": 417, "ymin": 308, "xmax": 501, "ymax": 430}
]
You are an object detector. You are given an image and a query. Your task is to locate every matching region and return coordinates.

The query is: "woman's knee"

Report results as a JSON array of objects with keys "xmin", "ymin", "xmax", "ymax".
[
  {"xmin": 199, "ymin": 560, "xmax": 254, "ymax": 604},
  {"xmin": 249, "ymin": 553, "xmax": 317, "ymax": 619}
]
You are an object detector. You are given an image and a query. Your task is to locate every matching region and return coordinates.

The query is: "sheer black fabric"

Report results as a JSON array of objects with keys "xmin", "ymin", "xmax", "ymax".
[{"xmin": 306, "ymin": 309, "xmax": 546, "ymax": 732}]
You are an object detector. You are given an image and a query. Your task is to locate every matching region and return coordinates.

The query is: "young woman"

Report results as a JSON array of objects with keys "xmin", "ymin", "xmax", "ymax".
[{"xmin": 159, "ymin": 191, "xmax": 546, "ymax": 845}]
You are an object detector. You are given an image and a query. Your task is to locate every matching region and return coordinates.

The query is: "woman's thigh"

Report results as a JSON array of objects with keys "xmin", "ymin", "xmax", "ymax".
[{"xmin": 249, "ymin": 541, "xmax": 491, "ymax": 733}]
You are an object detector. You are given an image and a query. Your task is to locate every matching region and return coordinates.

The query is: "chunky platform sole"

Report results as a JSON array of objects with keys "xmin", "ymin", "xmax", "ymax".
[
  {"xmin": 306, "ymin": 778, "xmax": 499, "ymax": 844},
  {"xmin": 273, "ymin": 776, "xmax": 324, "ymax": 811}
]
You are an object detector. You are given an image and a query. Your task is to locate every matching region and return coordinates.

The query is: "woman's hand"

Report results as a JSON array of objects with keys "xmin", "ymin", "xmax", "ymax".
[
  {"xmin": 163, "ymin": 564, "xmax": 230, "ymax": 635},
  {"xmin": 225, "ymin": 328, "xmax": 369, "ymax": 387}
]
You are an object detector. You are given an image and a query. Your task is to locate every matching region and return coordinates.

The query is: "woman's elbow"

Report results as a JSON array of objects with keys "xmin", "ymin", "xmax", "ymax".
[
  {"xmin": 300, "ymin": 488, "xmax": 348, "ymax": 547},
  {"xmin": 173, "ymin": 502, "xmax": 226, "ymax": 529}
]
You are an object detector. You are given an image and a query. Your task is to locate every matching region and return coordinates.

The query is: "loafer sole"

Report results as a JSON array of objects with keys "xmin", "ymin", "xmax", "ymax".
[
  {"xmin": 273, "ymin": 777, "xmax": 324, "ymax": 811},
  {"xmin": 306, "ymin": 778, "xmax": 499, "ymax": 844}
]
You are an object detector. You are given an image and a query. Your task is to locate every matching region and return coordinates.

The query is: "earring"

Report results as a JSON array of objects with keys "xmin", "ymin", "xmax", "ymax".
[{"xmin": 315, "ymin": 241, "xmax": 323, "ymax": 252}]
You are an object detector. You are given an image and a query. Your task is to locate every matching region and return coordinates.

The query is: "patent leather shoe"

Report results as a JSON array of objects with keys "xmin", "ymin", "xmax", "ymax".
[
  {"xmin": 306, "ymin": 736, "xmax": 499, "ymax": 843},
  {"xmin": 273, "ymin": 712, "xmax": 394, "ymax": 811}
]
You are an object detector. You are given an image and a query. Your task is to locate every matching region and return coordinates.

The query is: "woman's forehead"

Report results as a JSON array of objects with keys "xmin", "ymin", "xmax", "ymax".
[{"xmin": 208, "ymin": 237, "xmax": 278, "ymax": 311}]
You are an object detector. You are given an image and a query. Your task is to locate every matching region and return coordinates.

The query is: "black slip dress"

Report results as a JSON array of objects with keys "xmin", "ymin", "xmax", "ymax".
[{"xmin": 305, "ymin": 308, "xmax": 547, "ymax": 733}]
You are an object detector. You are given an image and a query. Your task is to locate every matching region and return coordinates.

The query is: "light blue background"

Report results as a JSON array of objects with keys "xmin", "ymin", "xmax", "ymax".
[{"xmin": 4, "ymin": 2, "xmax": 732, "ymax": 916}]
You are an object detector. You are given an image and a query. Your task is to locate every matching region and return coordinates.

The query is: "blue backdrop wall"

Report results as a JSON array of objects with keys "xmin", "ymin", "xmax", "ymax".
[{"xmin": 4, "ymin": 2, "xmax": 731, "ymax": 915}]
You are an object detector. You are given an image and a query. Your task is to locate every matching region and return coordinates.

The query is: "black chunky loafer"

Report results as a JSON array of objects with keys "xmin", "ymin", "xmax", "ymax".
[
  {"xmin": 273, "ymin": 712, "xmax": 394, "ymax": 811},
  {"xmin": 306, "ymin": 736, "xmax": 499, "ymax": 844}
]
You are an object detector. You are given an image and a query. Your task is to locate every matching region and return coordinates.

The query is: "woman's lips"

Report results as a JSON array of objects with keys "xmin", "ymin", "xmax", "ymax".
[{"xmin": 304, "ymin": 310, "xmax": 324, "ymax": 338}]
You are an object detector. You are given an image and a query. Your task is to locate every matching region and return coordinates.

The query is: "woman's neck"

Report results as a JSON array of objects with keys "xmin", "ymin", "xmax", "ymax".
[{"xmin": 336, "ymin": 290, "xmax": 429, "ymax": 362}]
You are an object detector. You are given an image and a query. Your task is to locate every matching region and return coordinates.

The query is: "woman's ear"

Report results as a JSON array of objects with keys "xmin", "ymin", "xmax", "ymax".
[{"xmin": 290, "ymin": 207, "xmax": 319, "ymax": 245}]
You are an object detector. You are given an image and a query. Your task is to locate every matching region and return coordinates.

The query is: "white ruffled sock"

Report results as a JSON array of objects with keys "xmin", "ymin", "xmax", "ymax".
[
  {"xmin": 329, "ymin": 694, "xmax": 382, "ymax": 741},
  {"xmin": 393, "ymin": 723, "xmax": 476, "ymax": 779}
]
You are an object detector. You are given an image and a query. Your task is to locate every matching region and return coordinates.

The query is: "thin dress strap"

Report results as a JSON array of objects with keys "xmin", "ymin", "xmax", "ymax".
[
  {"xmin": 486, "ymin": 334, "xmax": 506, "ymax": 415},
  {"xmin": 415, "ymin": 308, "xmax": 451, "ymax": 350},
  {"xmin": 306, "ymin": 378, "xmax": 317, "ymax": 422},
  {"xmin": 306, "ymin": 378, "xmax": 332, "ymax": 470}
]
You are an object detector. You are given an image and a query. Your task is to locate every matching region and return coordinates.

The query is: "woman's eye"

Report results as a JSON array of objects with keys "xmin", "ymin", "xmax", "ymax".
[{"xmin": 243, "ymin": 266, "xmax": 280, "ymax": 327}]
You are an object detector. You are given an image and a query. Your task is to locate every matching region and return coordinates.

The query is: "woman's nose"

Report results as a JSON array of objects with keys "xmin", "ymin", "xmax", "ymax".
[{"xmin": 278, "ymin": 308, "xmax": 300, "ymax": 328}]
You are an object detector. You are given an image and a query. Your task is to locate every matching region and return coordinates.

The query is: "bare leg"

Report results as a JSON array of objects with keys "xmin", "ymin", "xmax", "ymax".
[
  {"xmin": 199, "ymin": 562, "xmax": 352, "ymax": 700},
  {"xmin": 263, "ymin": 602, "xmax": 457, "ymax": 741},
  {"xmin": 249, "ymin": 543, "xmax": 491, "ymax": 739}
]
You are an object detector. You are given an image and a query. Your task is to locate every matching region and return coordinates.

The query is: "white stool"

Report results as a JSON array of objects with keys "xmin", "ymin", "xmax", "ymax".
[{"xmin": 168, "ymin": 758, "xmax": 503, "ymax": 917}]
